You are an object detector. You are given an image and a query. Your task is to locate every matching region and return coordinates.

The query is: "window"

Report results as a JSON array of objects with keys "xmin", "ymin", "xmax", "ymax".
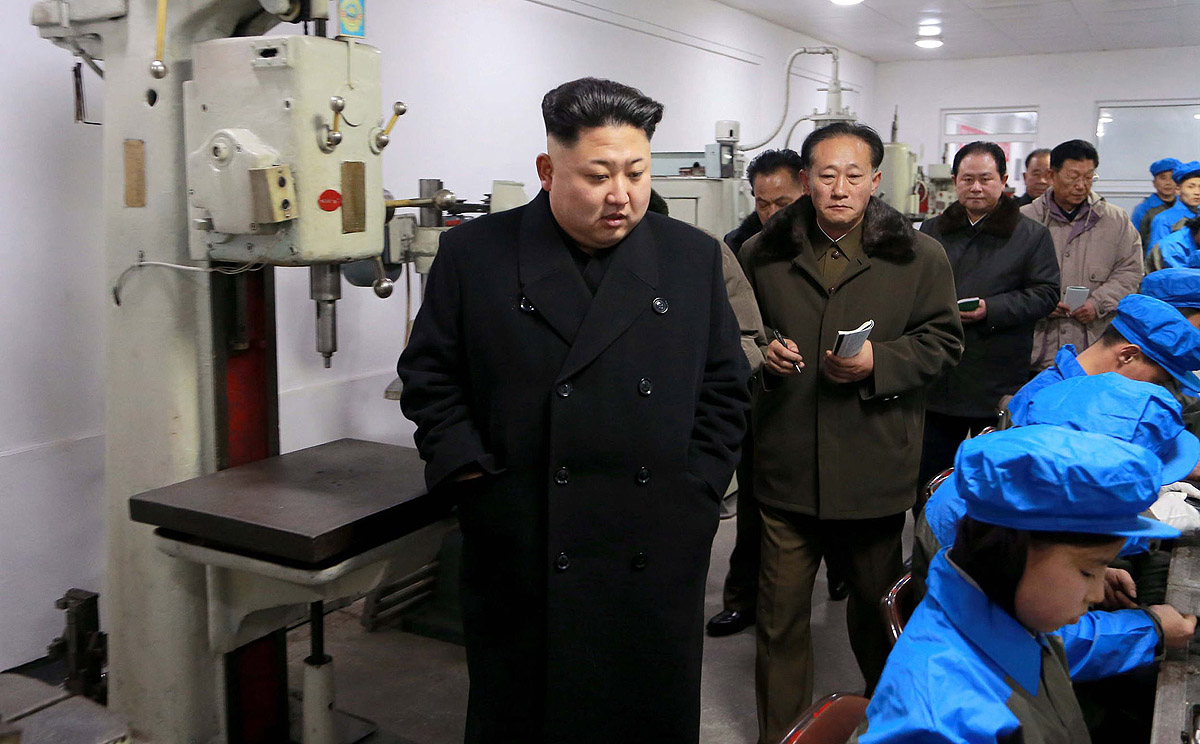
[
  {"xmin": 940, "ymin": 108, "xmax": 1039, "ymax": 181},
  {"xmin": 1095, "ymin": 101, "xmax": 1200, "ymax": 181}
]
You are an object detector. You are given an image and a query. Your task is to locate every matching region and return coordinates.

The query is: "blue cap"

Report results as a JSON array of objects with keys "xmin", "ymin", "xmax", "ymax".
[
  {"xmin": 1014, "ymin": 373, "xmax": 1200, "ymax": 484},
  {"xmin": 1141, "ymin": 269, "xmax": 1200, "ymax": 309},
  {"xmin": 1173, "ymin": 161, "xmax": 1200, "ymax": 184},
  {"xmin": 1110, "ymin": 294, "xmax": 1200, "ymax": 395},
  {"xmin": 956, "ymin": 425, "xmax": 1178, "ymax": 540},
  {"xmin": 1152, "ymin": 158, "xmax": 1183, "ymax": 176}
]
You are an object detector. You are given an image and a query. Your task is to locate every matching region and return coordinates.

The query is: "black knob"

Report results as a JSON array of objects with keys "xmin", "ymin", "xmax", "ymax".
[{"xmin": 555, "ymin": 467, "xmax": 570, "ymax": 485}]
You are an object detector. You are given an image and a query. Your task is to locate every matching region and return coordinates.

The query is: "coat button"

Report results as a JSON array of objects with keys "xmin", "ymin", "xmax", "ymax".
[
  {"xmin": 519, "ymin": 296, "xmax": 536, "ymax": 312},
  {"xmin": 636, "ymin": 467, "xmax": 651, "ymax": 485},
  {"xmin": 638, "ymin": 377, "xmax": 653, "ymax": 396},
  {"xmin": 556, "ymin": 381, "xmax": 573, "ymax": 398},
  {"xmin": 631, "ymin": 552, "xmax": 648, "ymax": 570},
  {"xmin": 652, "ymin": 297, "xmax": 669, "ymax": 314},
  {"xmin": 554, "ymin": 467, "xmax": 570, "ymax": 485},
  {"xmin": 555, "ymin": 552, "xmax": 570, "ymax": 572}
]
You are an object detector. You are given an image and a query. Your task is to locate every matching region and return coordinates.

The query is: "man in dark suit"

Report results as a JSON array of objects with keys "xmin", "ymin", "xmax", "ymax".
[{"xmin": 396, "ymin": 77, "xmax": 750, "ymax": 744}]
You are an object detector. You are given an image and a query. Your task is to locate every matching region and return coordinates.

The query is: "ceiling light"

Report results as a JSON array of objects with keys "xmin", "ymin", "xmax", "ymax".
[
  {"xmin": 1194, "ymin": 113, "xmax": 1200, "ymax": 120},
  {"xmin": 918, "ymin": 25, "xmax": 942, "ymax": 36},
  {"xmin": 915, "ymin": 37, "xmax": 943, "ymax": 48},
  {"xmin": 829, "ymin": 0, "xmax": 865, "ymax": 5}
]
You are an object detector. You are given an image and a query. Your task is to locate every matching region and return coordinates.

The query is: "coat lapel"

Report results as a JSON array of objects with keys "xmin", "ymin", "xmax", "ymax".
[
  {"xmin": 557, "ymin": 218, "xmax": 659, "ymax": 382},
  {"xmin": 517, "ymin": 191, "xmax": 593, "ymax": 346}
]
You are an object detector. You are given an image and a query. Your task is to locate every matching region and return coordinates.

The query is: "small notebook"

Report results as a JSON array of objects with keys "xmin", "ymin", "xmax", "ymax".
[
  {"xmin": 1064, "ymin": 286, "xmax": 1090, "ymax": 312},
  {"xmin": 833, "ymin": 319, "xmax": 874, "ymax": 358}
]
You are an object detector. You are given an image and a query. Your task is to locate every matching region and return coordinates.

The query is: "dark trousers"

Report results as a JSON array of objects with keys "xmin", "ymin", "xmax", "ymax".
[
  {"xmin": 916, "ymin": 411, "xmax": 995, "ymax": 512},
  {"xmin": 755, "ymin": 506, "xmax": 905, "ymax": 744},
  {"xmin": 722, "ymin": 418, "xmax": 759, "ymax": 614}
]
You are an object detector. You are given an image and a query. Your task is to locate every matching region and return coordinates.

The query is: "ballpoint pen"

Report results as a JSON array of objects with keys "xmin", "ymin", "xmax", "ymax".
[{"xmin": 771, "ymin": 328, "xmax": 803, "ymax": 374}]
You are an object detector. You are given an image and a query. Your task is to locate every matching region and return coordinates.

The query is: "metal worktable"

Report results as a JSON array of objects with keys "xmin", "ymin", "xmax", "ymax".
[
  {"xmin": 129, "ymin": 438, "xmax": 448, "ymax": 567},
  {"xmin": 1152, "ymin": 533, "xmax": 1200, "ymax": 743}
]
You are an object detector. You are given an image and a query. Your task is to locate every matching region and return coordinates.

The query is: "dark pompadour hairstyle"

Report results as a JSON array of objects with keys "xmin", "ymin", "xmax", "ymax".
[
  {"xmin": 541, "ymin": 77, "xmax": 664, "ymax": 147},
  {"xmin": 1050, "ymin": 139, "xmax": 1099, "ymax": 169},
  {"xmin": 1025, "ymin": 148, "xmax": 1051, "ymax": 169},
  {"xmin": 949, "ymin": 516, "xmax": 1119, "ymax": 618},
  {"xmin": 800, "ymin": 122, "xmax": 885, "ymax": 171},
  {"xmin": 747, "ymin": 149, "xmax": 804, "ymax": 193},
  {"xmin": 952, "ymin": 141, "xmax": 1008, "ymax": 178}
]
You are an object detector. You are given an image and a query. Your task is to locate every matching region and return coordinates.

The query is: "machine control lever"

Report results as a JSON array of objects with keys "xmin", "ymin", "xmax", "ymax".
[
  {"xmin": 320, "ymin": 96, "xmax": 345, "ymax": 152},
  {"xmin": 374, "ymin": 101, "xmax": 407, "ymax": 150}
]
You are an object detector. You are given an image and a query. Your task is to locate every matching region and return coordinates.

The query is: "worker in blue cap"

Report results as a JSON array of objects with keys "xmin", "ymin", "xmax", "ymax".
[
  {"xmin": 1148, "ymin": 161, "xmax": 1200, "ymax": 250},
  {"xmin": 860, "ymin": 426, "xmax": 1196, "ymax": 744},
  {"xmin": 915, "ymin": 372, "xmax": 1200, "ymax": 596},
  {"xmin": 1142, "ymin": 267, "xmax": 1200, "ymax": 326},
  {"xmin": 1008, "ymin": 293, "xmax": 1200, "ymax": 422},
  {"xmin": 1131, "ymin": 157, "xmax": 1181, "ymax": 236},
  {"xmin": 1153, "ymin": 217, "xmax": 1200, "ymax": 270}
]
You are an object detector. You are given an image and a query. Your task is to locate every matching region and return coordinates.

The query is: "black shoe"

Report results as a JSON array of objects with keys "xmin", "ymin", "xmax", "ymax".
[
  {"xmin": 706, "ymin": 609, "xmax": 755, "ymax": 637},
  {"xmin": 828, "ymin": 580, "xmax": 849, "ymax": 601}
]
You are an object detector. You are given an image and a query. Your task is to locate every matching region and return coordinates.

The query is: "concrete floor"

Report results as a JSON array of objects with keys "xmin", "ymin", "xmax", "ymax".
[{"xmin": 286, "ymin": 515, "xmax": 886, "ymax": 744}]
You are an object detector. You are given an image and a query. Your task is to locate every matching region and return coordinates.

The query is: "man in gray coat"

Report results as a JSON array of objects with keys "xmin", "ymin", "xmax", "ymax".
[
  {"xmin": 916, "ymin": 141, "xmax": 1059, "ymax": 495},
  {"xmin": 739, "ymin": 122, "xmax": 963, "ymax": 744}
]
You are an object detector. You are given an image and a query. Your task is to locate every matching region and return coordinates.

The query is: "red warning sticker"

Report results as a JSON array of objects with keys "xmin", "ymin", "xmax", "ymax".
[{"xmin": 318, "ymin": 189, "xmax": 342, "ymax": 211}]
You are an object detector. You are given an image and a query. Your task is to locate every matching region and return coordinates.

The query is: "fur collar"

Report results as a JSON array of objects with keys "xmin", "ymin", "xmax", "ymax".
[
  {"xmin": 934, "ymin": 194, "xmax": 1022, "ymax": 238},
  {"xmin": 754, "ymin": 195, "xmax": 916, "ymax": 264}
]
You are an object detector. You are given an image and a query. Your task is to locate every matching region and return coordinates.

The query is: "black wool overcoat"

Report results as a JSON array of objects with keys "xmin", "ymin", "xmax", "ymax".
[{"xmin": 397, "ymin": 190, "xmax": 750, "ymax": 744}]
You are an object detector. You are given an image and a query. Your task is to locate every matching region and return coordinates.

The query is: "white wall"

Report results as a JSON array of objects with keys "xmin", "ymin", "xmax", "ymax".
[
  {"xmin": 0, "ymin": 26, "xmax": 107, "ymax": 669},
  {"xmin": 869, "ymin": 45, "xmax": 1200, "ymax": 210},
  {"xmin": 4, "ymin": 0, "xmax": 871, "ymax": 669}
]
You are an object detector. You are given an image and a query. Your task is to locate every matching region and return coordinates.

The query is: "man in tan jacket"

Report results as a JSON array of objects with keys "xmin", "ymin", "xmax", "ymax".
[{"xmin": 1021, "ymin": 139, "xmax": 1143, "ymax": 370}]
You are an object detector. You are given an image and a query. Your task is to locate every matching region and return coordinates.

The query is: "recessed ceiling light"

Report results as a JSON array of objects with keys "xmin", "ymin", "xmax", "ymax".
[
  {"xmin": 918, "ymin": 25, "xmax": 942, "ymax": 36},
  {"xmin": 830, "ymin": 0, "xmax": 865, "ymax": 5},
  {"xmin": 915, "ymin": 37, "xmax": 944, "ymax": 49},
  {"xmin": 1194, "ymin": 113, "xmax": 1200, "ymax": 120}
]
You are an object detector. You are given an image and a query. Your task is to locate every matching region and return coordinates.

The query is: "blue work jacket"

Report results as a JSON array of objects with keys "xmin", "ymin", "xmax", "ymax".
[
  {"xmin": 1157, "ymin": 227, "xmax": 1199, "ymax": 270},
  {"xmin": 860, "ymin": 551, "xmax": 1162, "ymax": 744},
  {"xmin": 1007, "ymin": 345, "xmax": 1084, "ymax": 422},
  {"xmin": 1131, "ymin": 193, "xmax": 1168, "ymax": 233},
  {"xmin": 1149, "ymin": 201, "xmax": 1200, "ymax": 250}
]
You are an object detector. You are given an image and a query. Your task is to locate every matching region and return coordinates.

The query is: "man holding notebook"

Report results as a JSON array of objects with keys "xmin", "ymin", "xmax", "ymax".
[
  {"xmin": 916, "ymin": 141, "xmax": 1060, "ymax": 496},
  {"xmin": 738, "ymin": 122, "xmax": 963, "ymax": 744}
]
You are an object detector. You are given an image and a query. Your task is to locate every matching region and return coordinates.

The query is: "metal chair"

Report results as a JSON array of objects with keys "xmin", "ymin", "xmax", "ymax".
[
  {"xmin": 779, "ymin": 692, "xmax": 870, "ymax": 744},
  {"xmin": 880, "ymin": 571, "xmax": 916, "ymax": 645}
]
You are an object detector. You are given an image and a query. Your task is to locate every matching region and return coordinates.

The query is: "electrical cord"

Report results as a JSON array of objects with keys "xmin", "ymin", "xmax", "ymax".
[{"xmin": 112, "ymin": 251, "xmax": 266, "ymax": 306}]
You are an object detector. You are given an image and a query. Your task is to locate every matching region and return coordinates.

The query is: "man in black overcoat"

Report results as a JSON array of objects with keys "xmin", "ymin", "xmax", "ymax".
[{"xmin": 396, "ymin": 77, "xmax": 750, "ymax": 744}]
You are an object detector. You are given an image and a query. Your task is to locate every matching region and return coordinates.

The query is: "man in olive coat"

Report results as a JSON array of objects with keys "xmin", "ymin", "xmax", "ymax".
[
  {"xmin": 739, "ymin": 122, "xmax": 963, "ymax": 744},
  {"xmin": 397, "ymin": 78, "xmax": 749, "ymax": 744}
]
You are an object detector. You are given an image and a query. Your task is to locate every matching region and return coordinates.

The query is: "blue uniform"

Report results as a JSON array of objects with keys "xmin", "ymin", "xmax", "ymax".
[
  {"xmin": 1149, "ymin": 201, "xmax": 1200, "ymax": 250},
  {"xmin": 1006, "ymin": 345, "xmax": 1084, "ymax": 422},
  {"xmin": 1157, "ymin": 227, "xmax": 1199, "ymax": 269},
  {"xmin": 860, "ymin": 551, "xmax": 1162, "ymax": 744},
  {"xmin": 1131, "ymin": 193, "xmax": 1167, "ymax": 232}
]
